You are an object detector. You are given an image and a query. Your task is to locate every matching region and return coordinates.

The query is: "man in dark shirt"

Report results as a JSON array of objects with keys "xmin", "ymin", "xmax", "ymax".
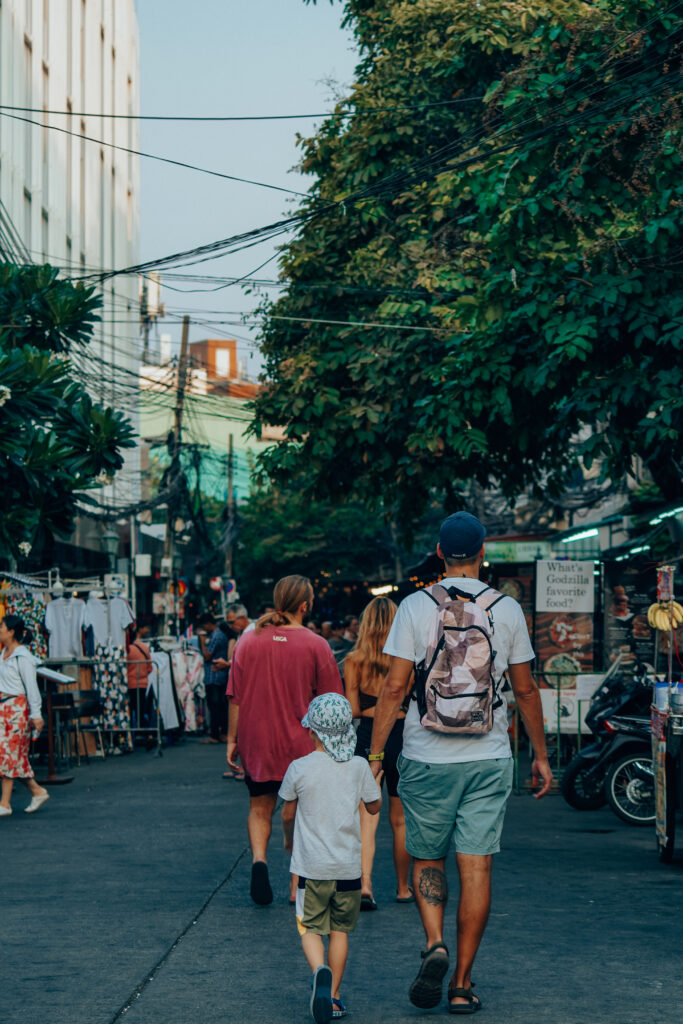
[{"xmin": 198, "ymin": 613, "xmax": 231, "ymax": 742}]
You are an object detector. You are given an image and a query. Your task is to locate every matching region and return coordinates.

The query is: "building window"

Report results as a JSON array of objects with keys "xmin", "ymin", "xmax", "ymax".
[
  {"xmin": 24, "ymin": 41, "xmax": 33, "ymax": 187},
  {"xmin": 23, "ymin": 189, "xmax": 32, "ymax": 252},
  {"xmin": 215, "ymin": 349, "xmax": 231, "ymax": 378},
  {"xmin": 66, "ymin": 99, "xmax": 73, "ymax": 239},
  {"xmin": 41, "ymin": 207, "xmax": 48, "ymax": 261},
  {"xmin": 42, "ymin": 0, "xmax": 48, "ymax": 61},
  {"xmin": 41, "ymin": 62, "xmax": 49, "ymax": 206},
  {"xmin": 79, "ymin": 119, "xmax": 86, "ymax": 252}
]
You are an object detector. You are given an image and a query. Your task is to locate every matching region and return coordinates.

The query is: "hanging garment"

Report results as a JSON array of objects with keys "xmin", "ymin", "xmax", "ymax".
[
  {"xmin": 91, "ymin": 644, "xmax": 132, "ymax": 748},
  {"xmin": 147, "ymin": 651, "xmax": 180, "ymax": 731},
  {"xmin": 84, "ymin": 595, "xmax": 134, "ymax": 649},
  {"xmin": 44, "ymin": 596, "xmax": 86, "ymax": 659},
  {"xmin": 170, "ymin": 648, "xmax": 205, "ymax": 732},
  {"xmin": 2, "ymin": 589, "xmax": 48, "ymax": 660}
]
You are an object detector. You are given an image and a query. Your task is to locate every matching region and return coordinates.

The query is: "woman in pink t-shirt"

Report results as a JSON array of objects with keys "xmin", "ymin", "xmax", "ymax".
[{"xmin": 227, "ymin": 575, "xmax": 342, "ymax": 906}]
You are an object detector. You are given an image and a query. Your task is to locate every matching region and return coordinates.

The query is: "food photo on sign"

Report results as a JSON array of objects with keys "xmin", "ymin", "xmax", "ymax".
[
  {"xmin": 534, "ymin": 560, "xmax": 595, "ymax": 689},
  {"xmin": 603, "ymin": 561, "xmax": 656, "ymax": 669}
]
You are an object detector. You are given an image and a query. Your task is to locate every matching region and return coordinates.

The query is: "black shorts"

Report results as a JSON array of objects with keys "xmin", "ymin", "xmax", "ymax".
[
  {"xmin": 244, "ymin": 775, "xmax": 281, "ymax": 798},
  {"xmin": 355, "ymin": 717, "xmax": 404, "ymax": 798}
]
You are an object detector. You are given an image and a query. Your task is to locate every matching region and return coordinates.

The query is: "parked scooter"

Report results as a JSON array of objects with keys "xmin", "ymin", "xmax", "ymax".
[
  {"xmin": 602, "ymin": 715, "xmax": 654, "ymax": 825},
  {"xmin": 561, "ymin": 655, "xmax": 652, "ymax": 811}
]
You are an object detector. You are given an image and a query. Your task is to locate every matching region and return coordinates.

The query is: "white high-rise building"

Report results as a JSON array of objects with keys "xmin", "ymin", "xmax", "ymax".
[{"xmin": 0, "ymin": 0, "xmax": 141, "ymax": 506}]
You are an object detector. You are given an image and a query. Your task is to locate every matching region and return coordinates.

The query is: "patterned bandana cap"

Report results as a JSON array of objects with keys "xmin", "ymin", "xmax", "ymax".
[{"xmin": 302, "ymin": 693, "xmax": 357, "ymax": 762}]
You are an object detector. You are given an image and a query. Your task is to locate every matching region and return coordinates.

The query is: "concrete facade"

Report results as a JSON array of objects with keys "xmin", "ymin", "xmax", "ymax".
[{"xmin": 0, "ymin": 0, "xmax": 141, "ymax": 508}]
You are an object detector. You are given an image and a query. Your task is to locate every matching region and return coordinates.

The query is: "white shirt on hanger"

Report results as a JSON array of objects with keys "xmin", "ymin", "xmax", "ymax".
[
  {"xmin": 44, "ymin": 597, "xmax": 86, "ymax": 659},
  {"xmin": 84, "ymin": 594, "xmax": 134, "ymax": 649}
]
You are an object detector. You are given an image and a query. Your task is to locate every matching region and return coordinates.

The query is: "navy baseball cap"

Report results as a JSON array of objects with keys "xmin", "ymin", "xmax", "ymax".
[{"xmin": 439, "ymin": 512, "xmax": 486, "ymax": 559}]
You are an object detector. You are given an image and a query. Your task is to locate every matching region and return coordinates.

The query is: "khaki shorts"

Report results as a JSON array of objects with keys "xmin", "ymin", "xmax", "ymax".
[
  {"xmin": 397, "ymin": 755, "xmax": 513, "ymax": 858},
  {"xmin": 295, "ymin": 877, "xmax": 361, "ymax": 936}
]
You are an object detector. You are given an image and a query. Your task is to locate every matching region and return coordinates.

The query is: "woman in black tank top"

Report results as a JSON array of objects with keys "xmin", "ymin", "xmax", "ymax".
[{"xmin": 345, "ymin": 597, "xmax": 413, "ymax": 908}]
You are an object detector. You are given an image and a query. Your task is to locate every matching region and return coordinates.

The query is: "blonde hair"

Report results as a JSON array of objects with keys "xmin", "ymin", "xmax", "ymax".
[
  {"xmin": 255, "ymin": 574, "xmax": 314, "ymax": 633},
  {"xmin": 345, "ymin": 597, "xmax": 397, "ymax": 690}
]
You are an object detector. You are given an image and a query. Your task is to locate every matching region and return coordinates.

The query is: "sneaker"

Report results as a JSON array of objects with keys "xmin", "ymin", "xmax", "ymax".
[
  {"xmin": 25, "ymin": 792, "xmax": 50, "ymax": 814},
  {"xmin": 310, "ymin": 966, "xmax": 333, "ymax": 1024},
  {"xmin": 0, "ymin": 805, "xmax": 12, "ymax": 817}
]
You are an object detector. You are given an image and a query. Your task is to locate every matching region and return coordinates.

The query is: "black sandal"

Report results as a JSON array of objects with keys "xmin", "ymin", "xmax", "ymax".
[
  {"xmin": 447, "ymin": 982, "xmax": 482, "ymax": 1015},
  {"xmin": 408, "ymin": 943, "xmax": 450, "ymax": 1009}
]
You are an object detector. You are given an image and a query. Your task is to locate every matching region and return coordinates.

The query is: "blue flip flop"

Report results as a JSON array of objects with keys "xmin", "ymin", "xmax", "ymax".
[
  {"xmin": 310, "ymin": 966, "xmax": 333, "ymax": 1023},
  {"xmin": 332, "ymin": 997, "xmax": 347, "ymax": 1018}
]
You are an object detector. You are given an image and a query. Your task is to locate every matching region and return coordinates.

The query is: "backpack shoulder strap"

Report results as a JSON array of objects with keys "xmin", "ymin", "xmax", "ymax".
[
  {"xmin": 424, "ymin": 584, "xmax": 450, "ymax": 607},
  {"xmin": 474, "ymin": 588, "xmax": 505, "ymax": 612}
]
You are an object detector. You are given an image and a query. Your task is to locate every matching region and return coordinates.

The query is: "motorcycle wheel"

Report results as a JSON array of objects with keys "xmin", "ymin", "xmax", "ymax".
[
  {"xmin": 605, "ymin": 753, "xmax": 655, "ymax": 826},
  {"xmin": 561, "ymin": 756, "xmax": 607, "ymax": 810}
]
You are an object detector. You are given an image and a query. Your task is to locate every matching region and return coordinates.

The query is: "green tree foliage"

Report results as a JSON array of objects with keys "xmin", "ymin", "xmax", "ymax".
[
  {"xmin": 0, "ymin": 265, "xmax": 135, "ymax": 557},
  {"xmin": 253, "ymin": 0, "xmax": 683, "ymax": 527}
]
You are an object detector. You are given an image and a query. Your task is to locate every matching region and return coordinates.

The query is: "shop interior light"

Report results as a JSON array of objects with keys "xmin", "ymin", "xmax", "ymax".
[
  {"xmin": 370, "ymin": 584, "xmax": 393, "ymax": 596},
  {"xmin": 650, "ymin": 505, "xmax": 683, "ymax": 525},
  {"xmin": 630, "ymin": 544, "xmax": 650, "ymax": 555},
  {"xmin": 561, "ymin": 528, "xmax": 599, "ymax": 544}
]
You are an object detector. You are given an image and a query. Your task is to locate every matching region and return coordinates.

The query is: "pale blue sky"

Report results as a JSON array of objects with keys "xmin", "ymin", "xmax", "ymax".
[{"xmin": 137, "ymin": 0, "xmax": 357, "ymax": 366}]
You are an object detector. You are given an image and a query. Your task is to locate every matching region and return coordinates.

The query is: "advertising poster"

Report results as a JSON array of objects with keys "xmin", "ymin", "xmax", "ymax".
[
  {"xmin": 535, "ymin": 561, "xmax": 595, "ymax": 688},
  {"xmin": 495, "ymin": 569, "xmax": 534, "ymax": 637},
  {"xmin": 603, "ymin": 560, "xmax": 656, "ymax": 668}
]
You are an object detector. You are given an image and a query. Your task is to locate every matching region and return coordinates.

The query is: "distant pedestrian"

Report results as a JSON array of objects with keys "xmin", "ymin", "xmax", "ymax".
[
  {"xmin": 197, "ymin": 613, "xmax": 230, "ymax": 744},
  {"xmin": 306, "ymin": 620, "xmax": 321, "ymax": 635},
  {"xmin": 126, "ymin": 621, "xmax": 153, "ymax": 733},
  {"xmin": 226, "ymin": 575, "xmax": 343, "ymax": 905},
  {"xmin": 369, "ymin": 513, "xmax": 552, "ymax": 1013},
  {"xmin": 321, "ymin": 622, "xmax": 333, "ymax": 640},
  {"xmin": 343, "ymin": 615, "xmax": 359, "ymax": 643},
  {"xmin": 327, "ymin": 621, "xmax": 353, "ymax": 677},
  {"xmin": 0, "ymin": 616, "xmax": 50, "ymax": 817},
  {"xmin": 344, "ymin": 597, "xmax": 412, "ymax": 908},
  {"xmin": 281, "ymin": 693, "xmax": 381, "ymax": 1023}
]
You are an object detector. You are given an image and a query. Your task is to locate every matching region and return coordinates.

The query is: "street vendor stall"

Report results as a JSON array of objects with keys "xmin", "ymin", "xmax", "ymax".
[{"xmin": 650, "ymin": 564, "xmax": 683, "ymax": 862}]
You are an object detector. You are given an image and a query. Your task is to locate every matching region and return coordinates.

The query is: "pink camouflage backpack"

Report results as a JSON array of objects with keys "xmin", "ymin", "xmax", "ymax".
[{"xmin": 413, "ymin": 583, "xmax": 507, "ymax": 735}]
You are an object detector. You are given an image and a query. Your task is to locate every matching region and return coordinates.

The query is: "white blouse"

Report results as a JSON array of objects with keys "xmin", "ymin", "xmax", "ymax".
[{"xmin": 0, "ymin": 646, "xmax": 43, "ymax": 719}]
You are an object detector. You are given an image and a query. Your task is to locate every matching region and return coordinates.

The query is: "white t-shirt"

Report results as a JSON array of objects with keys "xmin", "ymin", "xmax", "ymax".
[
  {"xmin": 279, "ymin": 751, "xmax": 379, "ymax": 880},
  {"xmin": 384, "ymin": 577, "xmax": 534, "ymax": 765},
  {"xmin": 44, "ymin": 597, "xmax": 86, "ymax": 658},
  {"xmin": 84, "ymin": 595, "xmax": 134, "ymax": 648}
]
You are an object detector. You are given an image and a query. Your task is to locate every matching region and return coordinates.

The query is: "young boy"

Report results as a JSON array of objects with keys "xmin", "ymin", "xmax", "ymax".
[{"xmin": 280, "ymin": 692, "xmax": 382, "ymax": 1023}]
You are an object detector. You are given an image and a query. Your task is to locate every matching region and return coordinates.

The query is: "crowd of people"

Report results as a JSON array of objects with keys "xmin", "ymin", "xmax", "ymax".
[{"xmin": 0, "ymin": 511, "xmax": 553, "ymax": 1022}]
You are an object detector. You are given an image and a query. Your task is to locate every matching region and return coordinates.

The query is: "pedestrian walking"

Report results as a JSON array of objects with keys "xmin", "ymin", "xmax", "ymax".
[
  {"xmin": 369, "ymin": 512, "xmax": 552, "ymax": 1013},
  {"xmin": 0, "ymin": 616, "xmax": 50, "ymax": 817},
  {"xmin": 280, "ymin": 693, "xmax": 382, "ymax": 1023},
  {"xmin": 126, "ymin": 620, "xmax": 153, "ymax": 735},
  {"xmin": 226, "ymin": 575, "xmax": 343, "ymax": 905},
  {"xmin": 198, "ymin": 613, "xmax": 230, "ymax": 744},
  {"xmin": 344, "ymin": 596, "xmax": 413, "ymax": 908}
]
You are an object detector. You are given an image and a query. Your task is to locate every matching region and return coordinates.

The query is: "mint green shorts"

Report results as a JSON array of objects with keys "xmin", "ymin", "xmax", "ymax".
[{"xmin": 397, "ymin": 755, "xmax": 513, "ymax": 858}]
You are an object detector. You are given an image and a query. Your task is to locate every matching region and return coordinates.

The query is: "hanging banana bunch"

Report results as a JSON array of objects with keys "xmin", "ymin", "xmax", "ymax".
[{"xmin": 647, "ymin": 601, "xmax": 683, "ymax": 632}]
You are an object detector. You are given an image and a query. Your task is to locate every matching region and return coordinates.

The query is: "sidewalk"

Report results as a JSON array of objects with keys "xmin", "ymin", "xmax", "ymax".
[{"xmin": 3, "ymin": 740, "xmax": 682, "ymax": 1024}]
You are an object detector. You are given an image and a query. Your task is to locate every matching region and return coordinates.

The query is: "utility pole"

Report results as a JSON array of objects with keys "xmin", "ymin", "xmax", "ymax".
[
  {"xmin": 162, "ymin": 315, "xmax": 190, "ymax": 632},
  {"xmin": 225, "ymin": 433, "xmax": 234, "ymax": 578},
  {"xmin": 220, "ymin": 434, "xmax": 235, "ymax": 618}
]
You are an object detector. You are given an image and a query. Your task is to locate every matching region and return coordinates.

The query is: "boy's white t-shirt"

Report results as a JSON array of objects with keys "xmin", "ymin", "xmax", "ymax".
[
  {"xmin": 384, "ymin": 577, "xmax": 535, "ymax": 765},
  {"xmin": 279, "ymin": 751, "xmax": 379, "ymax": 880}
]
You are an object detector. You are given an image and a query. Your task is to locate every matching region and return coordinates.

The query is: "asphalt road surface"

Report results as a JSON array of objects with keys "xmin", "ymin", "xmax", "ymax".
[{"xmin": 3, "ymin": 740, "xmax": 682, "ymax": 1024}]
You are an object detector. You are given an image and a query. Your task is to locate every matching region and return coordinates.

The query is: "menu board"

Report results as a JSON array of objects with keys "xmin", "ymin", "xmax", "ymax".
[
  {"xmin": 603, "ymin": 560, "xmax": 656, "ymax": 668},
  {"xmin": 534, "ymin": 561, "xmax": 595, "ymax": 687}
]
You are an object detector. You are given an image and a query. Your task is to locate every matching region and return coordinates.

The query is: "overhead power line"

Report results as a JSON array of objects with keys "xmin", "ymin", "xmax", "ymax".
[
  {"xmin": 0, "ymin": 96, "xmax": 485, "ymax": 122},
  {"xmin": 0, "ymin": 112, "xmax": 308, "ymax": 197}
]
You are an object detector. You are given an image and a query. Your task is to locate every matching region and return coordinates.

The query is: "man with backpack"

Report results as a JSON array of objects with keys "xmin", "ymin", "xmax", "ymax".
[{"xmin": 369, "ymin": 512, "xmax": 552, "ymax": 1015}]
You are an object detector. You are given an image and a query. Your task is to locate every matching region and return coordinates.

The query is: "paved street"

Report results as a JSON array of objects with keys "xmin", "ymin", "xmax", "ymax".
[{"xmin": 3, "ymin": 740, "xmax": 682, "ymax": 1024}]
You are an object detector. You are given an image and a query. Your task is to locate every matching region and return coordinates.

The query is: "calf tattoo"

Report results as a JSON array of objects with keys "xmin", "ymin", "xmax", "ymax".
[{"xmin": 418, "ymin": 866, "xmax": 448, "ymax": 906}]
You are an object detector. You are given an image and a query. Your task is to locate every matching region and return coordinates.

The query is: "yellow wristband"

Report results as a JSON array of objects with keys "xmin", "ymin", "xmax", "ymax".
[{"xmin": 368, "ymin": 752, "xmax": 384, "ymax": 762}]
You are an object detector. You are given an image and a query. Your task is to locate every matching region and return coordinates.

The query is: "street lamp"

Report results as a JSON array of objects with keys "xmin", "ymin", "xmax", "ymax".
[{"xmin": 102, "ymin": 526, "xmax": 119, "ymax": 572}]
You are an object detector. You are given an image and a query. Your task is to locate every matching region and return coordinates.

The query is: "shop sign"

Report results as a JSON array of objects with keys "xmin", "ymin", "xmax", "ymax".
[
  {"xmin": 485, "ymin": 541, "xmax": 551, "ymax": 563},
  {"xmin": 153, "ymin": 593, "xmax": 185, "ymax": 616},
  {"xmin": 535, "ymin": 560, "xmax": 594, "ymax": 613}
]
